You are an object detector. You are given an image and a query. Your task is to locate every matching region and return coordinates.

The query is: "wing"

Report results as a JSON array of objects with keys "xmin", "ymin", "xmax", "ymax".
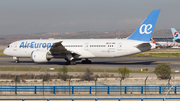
[
  {"xmin": 50, "ymin": 41, "xmax": 93, "ymax": 59},
  {"xmin": 49, "ymin": 41, "xmax": 71, "ymax": 55}
]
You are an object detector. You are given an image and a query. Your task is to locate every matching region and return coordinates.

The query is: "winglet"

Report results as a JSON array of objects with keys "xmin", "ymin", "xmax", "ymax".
[{"xmin": 127, "ymin": 9, "xmax": 161, "ymax": 42}]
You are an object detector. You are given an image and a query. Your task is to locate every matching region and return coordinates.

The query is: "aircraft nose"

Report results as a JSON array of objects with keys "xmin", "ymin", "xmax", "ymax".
[{"xmin": 3, "ymin": 49, "xmax": 8, "ymax": 55}]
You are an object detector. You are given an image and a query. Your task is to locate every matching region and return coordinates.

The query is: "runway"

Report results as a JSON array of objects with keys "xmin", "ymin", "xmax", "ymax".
[{"xmin": 1, "ymin": 55, "xmax": 180, "ymax": 72}]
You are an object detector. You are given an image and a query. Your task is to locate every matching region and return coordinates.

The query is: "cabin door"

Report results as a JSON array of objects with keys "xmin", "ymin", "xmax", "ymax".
[
  {"xmin": 117, "ymin": 43, "xmax": 122, "ymax": 52},
  {"xmin": 84, "ymin": 43, "xmax": 89, "ymax": 50}
]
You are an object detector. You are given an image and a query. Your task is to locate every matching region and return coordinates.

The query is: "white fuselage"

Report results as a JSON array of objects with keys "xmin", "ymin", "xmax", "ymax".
[{"xmin": 3, "ymin": 38, "xmax": 156, "ymax": 59}]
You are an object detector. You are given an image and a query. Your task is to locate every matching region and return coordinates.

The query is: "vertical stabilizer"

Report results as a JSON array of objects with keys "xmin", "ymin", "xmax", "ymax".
[
  {"xmin": 127, "ymin": 9, "xmax": 161, "ymax": 42},
  {"xmin": 171, "ymin": 28, "xmax": 180, "ymax": 43}
]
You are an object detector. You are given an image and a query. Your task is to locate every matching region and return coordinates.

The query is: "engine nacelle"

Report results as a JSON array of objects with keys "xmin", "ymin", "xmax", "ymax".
[{"xmin": 31, "ymin": 51, "xmax": 51, "ymax": 63}]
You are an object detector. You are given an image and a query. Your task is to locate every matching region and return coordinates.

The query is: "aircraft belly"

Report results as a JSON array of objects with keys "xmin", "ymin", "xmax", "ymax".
[
  {"xmin": 78, "ymin": 50, "xmax": 95, "ymax": 58},
  {"xmin": 114, "ymin": 47, "xmax": 141, "ymax": 57},
  {"xmin": 88, "ymin": 49, "xmax": 115, "ymax": 58}
]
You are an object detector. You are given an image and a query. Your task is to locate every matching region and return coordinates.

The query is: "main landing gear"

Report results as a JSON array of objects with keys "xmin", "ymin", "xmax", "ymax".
[
  {"xmin": 65, "ymin": 59, "xmax": 92, "ymax": 65},
  {"xmin": 65, "ymin": 54, "xmax": 93, "ymax": 65},
  {"xmin": 65, "ymin": 54, "xmax": 77, "ymax": 65},
  {"xmin": 66, "ymin": 60, "xmax": 76, "ymax": 65},
  {"xmin": 81, "ymin": 59, "xmax": 91, "ymax": 64}
]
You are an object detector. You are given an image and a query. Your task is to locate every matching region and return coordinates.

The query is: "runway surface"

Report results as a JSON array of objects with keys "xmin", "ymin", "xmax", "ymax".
[{"xmin": 1, "ymin": 55, "xmax": 180, "ymax": 72}]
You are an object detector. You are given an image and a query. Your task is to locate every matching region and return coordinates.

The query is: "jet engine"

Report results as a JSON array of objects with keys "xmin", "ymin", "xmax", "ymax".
[{"xmin": 31, "ymin": 51, "xmax": 51, "ymax": 62}]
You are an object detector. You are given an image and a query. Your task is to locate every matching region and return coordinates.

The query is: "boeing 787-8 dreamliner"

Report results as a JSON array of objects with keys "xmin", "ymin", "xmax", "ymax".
[{"xmin": 3, "ymin": 9, "xmax": 161, "ymax": 65}]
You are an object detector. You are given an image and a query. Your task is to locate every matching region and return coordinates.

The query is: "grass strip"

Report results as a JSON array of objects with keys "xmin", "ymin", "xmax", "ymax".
[
  {"xmin": 0, "ymin": 66, "xmax": 144, "ymax": 73},
  {"xmin": 130, "ymin": 49, "xmax": 180, "ymax": 57},
  {"xmin": 0, "ymin": 50, "xmax": 4, "ymax": 55},
  {"xmin": 130, "ymin": 53, "xmax": 180, "ymax": 57},
  {"xmin": 1, "ymin": 66, "xmax": 179, "ymax": 74}
]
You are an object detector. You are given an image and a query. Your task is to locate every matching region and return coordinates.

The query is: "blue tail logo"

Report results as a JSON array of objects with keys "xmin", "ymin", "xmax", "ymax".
[
  {"xmin": 139, "ymin": 24, "xmax": 152, "ymax": 34},
  {"xmin": 128, "ymin": 9, "xmax": 161, "ymax": 42}
]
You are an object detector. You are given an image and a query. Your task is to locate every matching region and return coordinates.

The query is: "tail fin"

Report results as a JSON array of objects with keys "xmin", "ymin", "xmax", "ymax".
[
  {"xmin": 127, "ymin": 9, "xmax": 161, "ymax": 42},
  {"xmin": 151, "ymin": 38, "xmax": 157, "ymax": 44},
  {"xmin": 171, "ymin": 28, "xmax": 180, "ymax": 42},
  {"xmin": 151, "ymin": 38, "xmax": 161, "ymax": 48}
]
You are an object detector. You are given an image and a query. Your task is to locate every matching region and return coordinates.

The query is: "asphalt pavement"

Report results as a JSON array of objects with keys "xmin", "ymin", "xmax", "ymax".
[{"xmin": 1, "ymin": 56, "xmax": 180, "ymax": 72}]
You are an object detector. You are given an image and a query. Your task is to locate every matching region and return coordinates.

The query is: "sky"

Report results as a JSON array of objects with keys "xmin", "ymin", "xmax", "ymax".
[{"xmin": 0, "ymin": 0, "xmax": 180, "ymax": 35}]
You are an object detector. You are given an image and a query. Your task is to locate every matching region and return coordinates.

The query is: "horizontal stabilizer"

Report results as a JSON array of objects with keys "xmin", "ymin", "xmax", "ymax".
[
  {"xmin": 136, "ymin": 43, "xmax": 151, "ymax": 48},
  {"xmin": 175, "ymin": 39, "xmax": 180, "ymax": 42}
]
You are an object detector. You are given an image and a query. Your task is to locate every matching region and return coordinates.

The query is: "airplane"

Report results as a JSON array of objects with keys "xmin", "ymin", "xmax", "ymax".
[
  {"xmin": 151, "ymin": 28, "xmax": 180, "ymax": 48},
  {"xmin": 171, "ymin": 28, "xmax": 180, "ymax": 43},
  {"xmin": 151, "ymin": 38, "xmax": 180, "ymax": 48},
  {"xmin": 3, "ymin": 9, "xmax": 161, "ymax": 65}
]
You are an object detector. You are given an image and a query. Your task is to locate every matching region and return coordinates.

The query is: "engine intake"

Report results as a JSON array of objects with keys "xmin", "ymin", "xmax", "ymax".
[{"xmin": 31, "ymin": 51, "xmax": 51, "ymax": 62}]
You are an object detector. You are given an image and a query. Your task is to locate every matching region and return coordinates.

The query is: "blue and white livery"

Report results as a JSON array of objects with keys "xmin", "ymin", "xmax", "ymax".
[
  {"xmin": 19, "ymin": 41, "xmax": 53, "ymax": 50},
  {"xmin": 3, "ymin": 9, "xmax": 161, "ymax": 65},
  {"xmin": 171, "ymin": 28, "xmax": 180, "ymax": 43},
  {"xmin": 128, "ymin": 9, "xmax": 160, "ymax": 42}
]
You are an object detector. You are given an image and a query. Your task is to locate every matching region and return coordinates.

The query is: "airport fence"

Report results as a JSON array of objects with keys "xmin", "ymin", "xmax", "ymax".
[
  {"xmin": 0, "ymin": 98, "xmax": 180, "ymax": 101},
  {"xmin": 0, "ymin": 85, "xmax": 179, "ymax": 95}
]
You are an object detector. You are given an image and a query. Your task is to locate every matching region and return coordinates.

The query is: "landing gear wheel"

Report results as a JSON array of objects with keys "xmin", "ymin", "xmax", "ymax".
[
  {"xmin": 66, "ymin": 60, "xmax": 76, "ymax": 65},
  {"xmin": 87, "ymin": 60, "xmax": 91, "ymax": 64},
  {"xmin": 73, "ymin": 61, "xmax": 76, "ymax": 65},
  {"xmin": 13, "ymin": 57, "xmax": 19, "ymax": 63},
  {"xmin": 82, "ymin": 60, "xmax": 85, "ymax": 64},
  {"xmin": 47, "ymin": 59, "xmax": 51, "ymax": 62},
  {"xmin": 70, "ymin": 61, "xmax": 75, "ymax": 65},
  {"xmin": 66, "ymin": 61, "xmax": 70, "ymax": 65},
  {"xmin": 15, "ymin": 60, "xmax": 19, "ymax": 63},
  {"xmin": 81, "ymin": 59, "xmax": 91, "ymax": 64}
]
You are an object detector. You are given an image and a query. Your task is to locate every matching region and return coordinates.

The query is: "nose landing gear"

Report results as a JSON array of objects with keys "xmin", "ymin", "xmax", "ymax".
[
  {"xmin": 13, "ymin": 57, "xmax": 20, "ymax": 63},
  {"xmin": 15, "ymin": 60, "xmax": 19, "ymax": 63}
]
